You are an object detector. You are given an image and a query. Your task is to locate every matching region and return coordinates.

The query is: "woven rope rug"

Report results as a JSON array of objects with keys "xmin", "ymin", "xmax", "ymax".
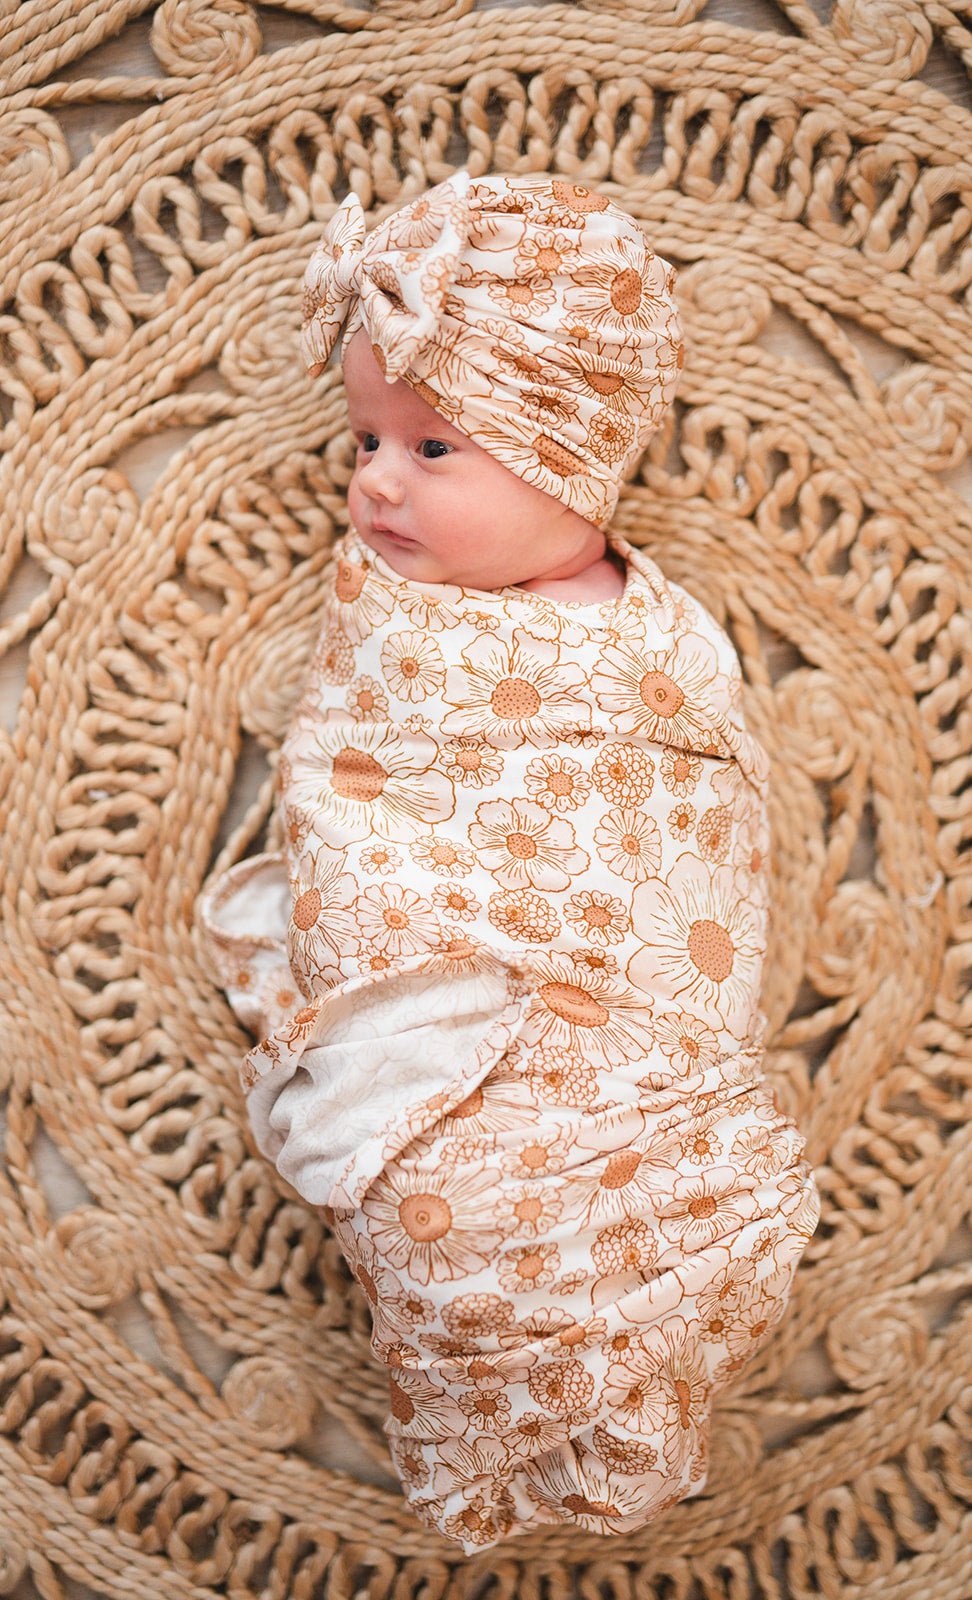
[{"xmin": 1, "ymin": 0, "xmax": 970, "ymax": 1595}]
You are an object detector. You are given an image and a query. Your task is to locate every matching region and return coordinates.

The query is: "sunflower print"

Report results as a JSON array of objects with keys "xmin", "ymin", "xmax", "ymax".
[{"xmin": 199, "ymin": 518, "xmax": 820, "ymax": 1555}]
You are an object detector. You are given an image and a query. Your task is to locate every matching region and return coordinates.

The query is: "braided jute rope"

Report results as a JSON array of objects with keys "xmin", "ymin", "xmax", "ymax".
[{"xmin": 1, "ymin": 0, "xmax": 970, "ymax": 1593}]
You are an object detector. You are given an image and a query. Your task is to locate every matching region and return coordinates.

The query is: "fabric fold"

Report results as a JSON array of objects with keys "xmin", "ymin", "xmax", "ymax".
[{"xmin": 197, "ymin": 527, "xmax": 819, "ymax": 1550}]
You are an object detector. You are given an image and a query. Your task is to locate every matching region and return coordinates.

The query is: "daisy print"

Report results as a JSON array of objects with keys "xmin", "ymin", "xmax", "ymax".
[
  {"xmin": 653, "ymin": 1010, "xmax": 721, "ymax": 1077},
  {"xmin": 521, "ymin": 1440, "xmax": 668, "ymax": 1536},
  {"xmin": 593, "ymin": 808, "xmax": 662, "ymax": 884},
  {"xmin": 361, "ymin": 1160, "xmax": 506, "ymax": 1286},
  {"xmin": 287, "ymin": 844, "xmax": 359, "ymax": 978},
  {"xmin": 524, "ymin": 753, "xmax": 591, "ymax": 813},
  {"xmin": 519, "ymin": 953, "xmax": 656, "ymax": 1067},
  {"xmin": 359, "ymin": 842, "xmax": 402, "ymax": 875},
  {"xmin": 410, "ymin": 834, "xmax": 475, "ymax": 878},
  {"xmin": 329, "ymin": 553, "xmax": 394, "ymax": 645},
  {"xmin": 496, "ymin": 1184, "xmax": 564, "ymax": 1241},
  {"xmin": 353, "ymin": 884, "xmax": 440, "ymax": 959},
  {"xmin": 381, "ymin": 631, "xmax": 446, "ymax": 703},
  {"xmin": 440, "ymin": 736, "xmax": 504, "ymax": 789},
  {"xmin": 398, "ymin": 586, "xmax": 462, "ymax": 633},
  {"xmin": 563, "ymin": 889, "xmax": 630, "ymax": 947},
  {"xmin": 660, "ymin": 747, "xmax": 702, "ymax": 797},
  {"xmin": 468, "ymin": 798, "xmax": 590, "ymax": 891},
  {"xmin": 346, "ymin": 674, "xmax": 390, "ymax": 722},
  {"xmin": 564, "ymin": 235, "xmax": 675, "ymax": 338},
  {"xmin": 668, "ymin": 801, "xmax": 696, "ymax": 842},
  {"xmin": 590, "ymin": 632, "xmax": 725, "ymax": 749},
  {"xmin": 283, "ymin": 720, "xmax": 454, "ymax": 845},
  {"xmin": 629, "ymin": 855, "xmax": 764, "ymax": 1032},
  {"xmin": 441, "ymin": 628, "xmax": 590, "ymax": 750},
  {"xmin": 654, "ymin": 1167, "xmax": 759, "ymax": 1253},
  {"xmin": 432, "ymin": 882, "xmax": 481, "ymax": 922}
]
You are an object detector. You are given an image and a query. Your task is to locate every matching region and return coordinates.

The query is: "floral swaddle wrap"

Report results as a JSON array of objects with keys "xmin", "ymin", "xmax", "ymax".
[{"xmin": 198, "ymin": 526, "xmax": 820, "ymax": 1551}]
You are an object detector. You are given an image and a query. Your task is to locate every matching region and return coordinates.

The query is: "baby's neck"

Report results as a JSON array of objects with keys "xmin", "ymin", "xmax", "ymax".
[{"xmin": 516, "ymin": 545, "xmax": 626, "ymax": 602}]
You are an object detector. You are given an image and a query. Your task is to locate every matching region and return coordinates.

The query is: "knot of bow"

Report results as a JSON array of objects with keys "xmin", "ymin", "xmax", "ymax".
[{"xmin": 299, "ymin": 170, "xmax": 473, "ymax": 382}]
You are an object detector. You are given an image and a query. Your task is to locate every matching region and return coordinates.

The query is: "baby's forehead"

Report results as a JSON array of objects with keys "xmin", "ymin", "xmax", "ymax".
[{"xmin": 343, "ymin": 337, "xmax": 466, "ymax": 439}]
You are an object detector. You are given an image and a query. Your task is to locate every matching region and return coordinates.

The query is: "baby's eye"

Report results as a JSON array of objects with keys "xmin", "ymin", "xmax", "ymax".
[
  {"xmin": 360, "ymin": 433, "xmax": 379, "ymax": 453},
  {"xmin": 419, "ymin": 439, "xmax": 452, "ymax": 460}
]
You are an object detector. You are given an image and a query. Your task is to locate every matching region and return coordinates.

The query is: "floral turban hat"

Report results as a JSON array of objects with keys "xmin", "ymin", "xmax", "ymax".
[{"xmin": 299, "ymin": 169, "xmax": 684, "ymax": 529}]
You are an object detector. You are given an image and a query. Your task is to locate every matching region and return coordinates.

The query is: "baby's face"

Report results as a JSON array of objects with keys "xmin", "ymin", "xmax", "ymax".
[{"xmin": 343, "ymin": 330, "xmax": 597, "ymax": 591}]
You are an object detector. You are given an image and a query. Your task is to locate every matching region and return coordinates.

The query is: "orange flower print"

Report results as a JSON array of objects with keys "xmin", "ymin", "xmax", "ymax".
[
  {"xmin": 667, "ymin": 802, "xmax": 696, "ymax": 841},
  {"xmin": 287, "ymin": 845, "xmax": 358, "ymax": 978},
  {"xmin": 441, "ymin": 736, "xmax": 504, "ymax": 789},
  {"xmin": 346, "ymin": 674, "xmax": 390, "ymax": 722},
  {"xmin": 591, "ymin": 632, "xmax": 723, "ymax": 748},
  {"xmin": 629, "ymin": 855, "xmax": 764, "ymax": 1030},
  {"xmin": 514, "ymin": 230, "xmax": 580, "ymax": 279},
  {"xmin": 501, "ymin": 1410, "xmax": 573, "ymax": 1463},
  {"xmin": 587, "ymin": 409, "xmax": 635, "ymax": 464},
  {"xmin": 570, "ymin": 947, "xmax": 620, "ymax": 978},
  {"xmin": 441, "ymin": 628, "xmax": 590, "ymax": 749},
  {"xmin": 398, "ymin": 585, "xmax": 462, "ymax": 632},
  {"xmin": 353, "ymin": 884, "xmax": 440, "ymax": 958},
  {"xmin": 468, "ymin": 798, "xmax": 590, "ymax": 891},
  {"xmin": 564, "ymin": 236, "xmax": 675, "ymax": 338},
  {"xmin": 360, "ymin": 842, "xmax": 402, "ymax": 875},
  {"xmin": 564, "ymin": 889, "xmax": 630, "ymax": 947},
  {"xmin": 730, "ymin": 1123, "xmax": 795, "ymax": 1179},
  {"xmin": 527, "ymin": 1356, "xmax": 595, "ymax": 1415},
  {"xmin": 521, "ymin": 386, "xmax": 581, "ymax": 429},
  {"xmin": 602, "ymin": 1340, "xmax": 669, "ymax": 1435},
  {"xmin": 487, "ymin": 889, "xmax": 561, "ymax": 944},
  {"xmin": 697, "ymin": 805, "xmax": 732, "ymax": 864},
  {"xmin": 285, "ymin": 720, "xmax": 454, "ymax": 844},
  {"xmin": 388, "ymin": 1436, "xmax": 431, "ymax": 1494},
  {"xmin": 592, "ymin": 741, "xmax": 654, "ymax": 806},
  {"xmin": 328, "ymin": 557, "xmax": 394, "ymax": 645},
  {"xmin": 654, "ymin": 1168, "xmax": 758, "ymax": 1252},
  {"xmin": 524, "ymin": 753, "xmax": 592, "ymax": 812},
  {"xmin": 720, "ymin": 1285, "xmax": 787, "ymax": 1362},
  {"xmin": 592, "ymin": 1218, "xmax": 658, "ymax": 1280},
  {"xmin": 521, "ymin": 1441, "xmax": 667, "ymax": 1535},
  {"xmin": 641, "ymin": 1318, "xmax": 711, "ymax": 1478},
  {"xmin": 559, "ymin": 1148, "xmax": 674, "ymax": 1232},
  {"xmin": 496, "ymin": 1184, "xmax": 564, "ymax": 1241},
  {"xmin": 593, "ymin": 808, "xmax": 662, "ymax": 884},
  {"xmin": 433, "ymin": 883, "xmax": 481, "ymax": 921},
  {"xmin": 681, "ymin": 1125, "xmax": 724, "ymax": 1164},
  {"xmin": 409, "ymin": 834, "xmax": 475, "ymax": 877},
  {"xmin": 498, "ymin": 1242, "xmax": 560, "ymax": 1294},
  {"xmin": 384, "ymin": 1366, "xmax": 469, "ymax": 1441},
  {"xmin": 591, "ymin": 1423, "xmax": 659, "ymax": 1475},
  {"xmin": 361, "ymin": 1161, "xmax": 506, "ymax": 1286},
  {"xmin": 442, "ymin": 1292, "xmax": 516, "ymax": 1341},
  {"xmin": 502, "ymin": 1125, "xmax": 578, "ymax": 1180},
  {"xmin": 381, "ymin": 630, "xmax": 446, "ymax": 702},
  {"xmin": 488, "ymin": 273, "xmax": 557, "ymax": 322},
  {"xmin": 519, "ymin": 953, "xmax": 656, "ymax": 1067},
  {"xmin": 458, "ymin": 1388, "xmax": 512, "ymax": 1432},
  {"xmin": 312, "ymin": 625, "xmax": 354, "ymax": 685},
  {"xmin": 653, "ymin": 1010, "xmax": 721, "ymax": 1077},
  {"xmin": 524, "ymin": 1047, "xmax": 600, "ymax": 1108},
  {"xmin": 659, "ymin": 747, "xmax": 702, "ymax": 797}
]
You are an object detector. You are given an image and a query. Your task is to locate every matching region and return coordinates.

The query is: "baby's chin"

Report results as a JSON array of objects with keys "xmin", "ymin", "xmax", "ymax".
[{"xmin": 358, "ymin": 529, "xmax": 510, "ymax": 592}]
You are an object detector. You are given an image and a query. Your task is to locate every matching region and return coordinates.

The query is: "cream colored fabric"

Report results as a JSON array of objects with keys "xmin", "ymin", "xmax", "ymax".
[
  {"xmin": 197, "ymin": 529, "xmax": 819, "ymax": 1549},
  {"xmin": 298, "ymin": 171, "xmax": 684, "ymax": 527}
]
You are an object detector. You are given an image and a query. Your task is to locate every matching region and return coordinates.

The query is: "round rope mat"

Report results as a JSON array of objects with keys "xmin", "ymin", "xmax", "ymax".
[{"xmin": 1, "ymin": 1, "xmax": 970, "ymax": 1595}]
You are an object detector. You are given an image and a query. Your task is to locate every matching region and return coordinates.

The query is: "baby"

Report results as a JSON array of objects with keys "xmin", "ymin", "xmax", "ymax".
[{"xmin": 198, "ymin": 170, "xmax": 820, "ymax": 1552}]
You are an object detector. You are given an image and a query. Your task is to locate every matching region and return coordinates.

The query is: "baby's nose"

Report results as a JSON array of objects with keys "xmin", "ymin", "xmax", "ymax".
[{"xmin": 357, "ymin": 445, "xmax": 405, "ymax": 502}]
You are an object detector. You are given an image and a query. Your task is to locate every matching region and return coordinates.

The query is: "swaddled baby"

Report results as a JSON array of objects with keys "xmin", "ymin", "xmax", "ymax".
[{"xmin": 198, "ymin": 170, "xmax": 820, "ymax": 1551}]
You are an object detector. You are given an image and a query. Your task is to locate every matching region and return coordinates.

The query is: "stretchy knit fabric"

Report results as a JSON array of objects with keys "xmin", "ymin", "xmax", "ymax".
[{"xmin": 197, "ymin": 528, "xmax": 819, "ymax": 1551}]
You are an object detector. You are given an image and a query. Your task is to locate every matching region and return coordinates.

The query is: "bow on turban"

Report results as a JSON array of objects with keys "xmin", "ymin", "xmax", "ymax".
[{"xmin": 299, "ymin": 169, "xmax": 684, "ymax": 528}]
